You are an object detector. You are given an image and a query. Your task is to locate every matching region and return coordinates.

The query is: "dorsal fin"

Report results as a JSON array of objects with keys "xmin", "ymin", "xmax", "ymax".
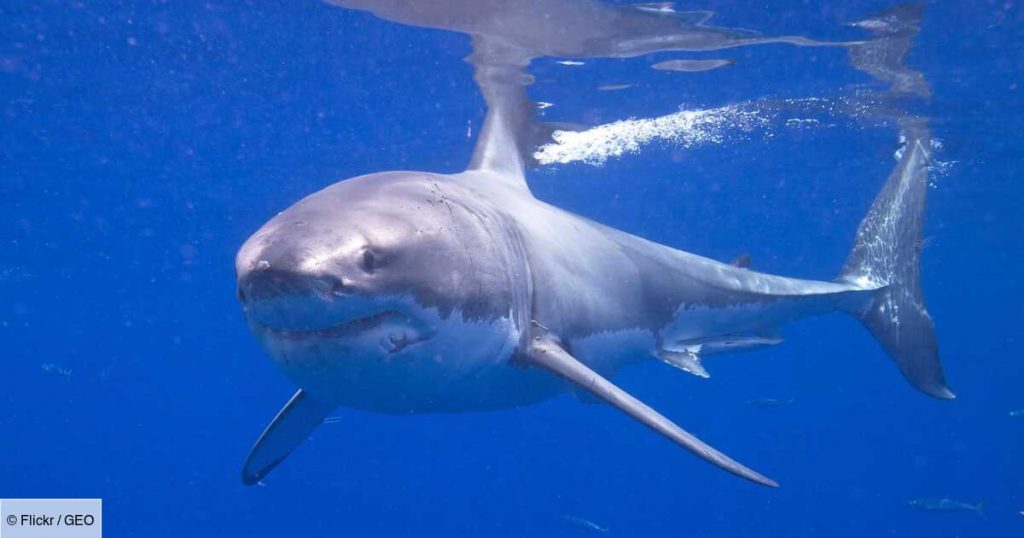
[{"xmin": 465, "ymin": 36, "xmax": 539, "ymax": 192}]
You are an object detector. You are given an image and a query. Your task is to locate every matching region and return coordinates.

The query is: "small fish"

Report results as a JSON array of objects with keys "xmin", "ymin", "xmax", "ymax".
[
  {"xmin": 907, "ymin": 498, "xmax": 983, "ymax": 514},
  {"xmin": 562, "ymin": 514, "xmax": 609, "ymax": 534},
  {"xmin": 41, "ymin": 363, "xmax": 73, "ymax": 380},
  {"xmin": 556, "ymin": 60, "xmax": 585, "ymax": 66},
  {"xmin": 597, "ymin": 84, "xmax": 633, "ymax": 91},
  {"xmin": 1009, "ymin": 409, "xmax": 1024, "ymax": 417},
  {"xmin": 745, "ymin": 398, "xmax": 795, "ymax": 408},
  {"xmin": 651, "ymin": 58, "xmax": 735, "ymax": 73},
  {"xmin": 322, "ymin": 416, "xmax": 343, "ymax": 424},
  {"xmin": 537, "ymin": 101, "xmax": 554, "ymax": 110}
]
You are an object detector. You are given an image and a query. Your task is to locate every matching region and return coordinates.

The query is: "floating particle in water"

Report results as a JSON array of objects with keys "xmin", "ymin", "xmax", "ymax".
[
  {"xmin": 786, "ymin": 118, "xmax": 820, "ymax": 128},
  {"xmin": 746, "ymin": 397, "xmax": 795, "ymax": 408},
  {"xmin": 894, "ymin": 134, "xmax": 907, "ymax": 161}
]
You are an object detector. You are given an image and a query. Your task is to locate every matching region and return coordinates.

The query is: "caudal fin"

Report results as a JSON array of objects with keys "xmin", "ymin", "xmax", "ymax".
[{"xmin": 838, "ymin": 125, "xmax": 953, "ymax": 399}]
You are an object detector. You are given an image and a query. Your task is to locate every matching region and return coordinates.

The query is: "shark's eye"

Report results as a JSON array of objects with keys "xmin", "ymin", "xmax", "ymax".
[{"xmin": 362, "ymin": 250, "xmax": 376, "ymax": 273}]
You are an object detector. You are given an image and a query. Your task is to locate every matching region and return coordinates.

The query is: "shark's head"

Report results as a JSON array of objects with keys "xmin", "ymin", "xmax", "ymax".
[{"xmin": 236, "ymin": 172, "xmax": 530, "ymax": 412}]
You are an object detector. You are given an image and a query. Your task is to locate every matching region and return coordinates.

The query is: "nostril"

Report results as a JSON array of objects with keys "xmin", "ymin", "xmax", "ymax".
[{"xmin": 237, "ymin": 287, "xmax": 247, "ymax": 302}]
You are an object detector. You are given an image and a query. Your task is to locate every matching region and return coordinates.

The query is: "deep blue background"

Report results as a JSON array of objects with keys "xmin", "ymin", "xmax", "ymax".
[{"xmin": 2, "ymin": 1, "xmax": 1022, "ymax": 536}]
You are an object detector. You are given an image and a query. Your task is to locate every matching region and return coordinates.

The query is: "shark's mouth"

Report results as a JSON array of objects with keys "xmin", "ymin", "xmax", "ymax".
[
  {"xmin": 255, "ymin": 309, "xmax": 436, "ymax": 354},
  {"xmin": 258, "ymin": 310, "xmax": 404, "ymax": 341}
]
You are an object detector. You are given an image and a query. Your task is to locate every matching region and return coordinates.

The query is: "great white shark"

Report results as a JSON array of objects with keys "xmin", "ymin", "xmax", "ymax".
[{"xmin": 235, "ymin": 2, "xmax": 948, "ymax": 488}]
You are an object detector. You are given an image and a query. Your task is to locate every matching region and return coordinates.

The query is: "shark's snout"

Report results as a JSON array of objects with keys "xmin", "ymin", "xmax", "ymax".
[
  {"xmin": 238, "ymin": 265, "xmax": 350, "ymax": 304},
  {"xmin": 235, "ymin": 220, "xmax": 378, "ymax": 331},
  {"xmin": 238, "ymin": 266, "xmax": 343, "ymax": 331},
  {"xmin": 236, "ymin": 247, "xmax": 380, "ymax": 333}
]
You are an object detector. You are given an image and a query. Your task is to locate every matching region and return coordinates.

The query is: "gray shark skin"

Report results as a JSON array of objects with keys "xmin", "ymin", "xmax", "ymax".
[{"xmin": 235, "ymin": 3, "xmax": 949, "ymax": 488}]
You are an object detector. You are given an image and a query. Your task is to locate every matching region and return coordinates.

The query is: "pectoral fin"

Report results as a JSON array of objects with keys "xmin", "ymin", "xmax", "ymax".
[
  {"xmin": 526, "ymin": 336, "xmax": 778, "ymax": 488},
  {"xmin": 242, "ymin": 389, "xmax": 335, "ymax": 485}
]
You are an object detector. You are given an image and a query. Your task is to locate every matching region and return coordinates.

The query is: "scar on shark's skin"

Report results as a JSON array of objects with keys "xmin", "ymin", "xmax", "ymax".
[{"xmin": 236, "ymin": 2, "xmax": 947, "ymax": 488}]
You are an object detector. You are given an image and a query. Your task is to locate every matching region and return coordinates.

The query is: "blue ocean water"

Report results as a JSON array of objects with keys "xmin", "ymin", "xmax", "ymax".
[{"xmin": 2, "ymin": 1, "xmax": 1022, "ymax": 537}]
